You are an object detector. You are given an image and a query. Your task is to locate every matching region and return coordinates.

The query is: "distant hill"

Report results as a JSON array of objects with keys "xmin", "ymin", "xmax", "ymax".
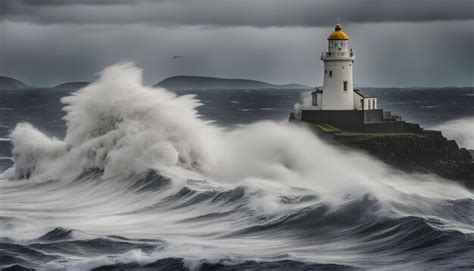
[
  {"xmin": 53, "ymin": 82, "xmax": 90, "ymax": 90},
  {"xmin": 0, "ymin": 76, "xmax": 29, "ymax": 90},
  {"xmin": 155, "ymin": 76, "xmax": 309, "ymax": 90}
]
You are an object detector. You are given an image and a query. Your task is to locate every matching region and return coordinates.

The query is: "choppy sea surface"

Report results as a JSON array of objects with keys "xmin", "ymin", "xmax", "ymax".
[{"xmin": 0, "ymin": 64, "xmax": 473, "ymax": 270}]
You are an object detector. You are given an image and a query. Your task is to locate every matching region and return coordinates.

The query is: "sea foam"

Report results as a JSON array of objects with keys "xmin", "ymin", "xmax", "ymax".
[{"xmin": 4, "ymin": 63, "xmax": 472, "ymax": 208}]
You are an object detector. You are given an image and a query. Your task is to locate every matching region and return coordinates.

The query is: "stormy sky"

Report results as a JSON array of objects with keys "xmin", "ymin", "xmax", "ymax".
[{"xmin": 1, "ymin": 0, "xmax": 473, "ymax": 87}]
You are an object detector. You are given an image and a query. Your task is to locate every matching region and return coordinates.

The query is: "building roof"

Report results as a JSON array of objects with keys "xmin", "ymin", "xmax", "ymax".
[
  {"xmin": 354, "ymin": 89, "xmax": 375, "ymax": 98},
  {"xmin": 328, "ymin": 22, "xmax": 349, "ymax": 40},
  {"xmin": 312, "ymin": 88, "xmax": 323, "ymax": 94}
]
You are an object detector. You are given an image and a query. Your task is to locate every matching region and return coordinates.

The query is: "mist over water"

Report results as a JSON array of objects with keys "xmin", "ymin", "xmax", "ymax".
[
  {"xmin": 431, "ymin": 117, "xmax": 474, "ymax": 150},
  {"xmin": 1, "ymin": 63, "xmax": 473, "ymax": 270}
]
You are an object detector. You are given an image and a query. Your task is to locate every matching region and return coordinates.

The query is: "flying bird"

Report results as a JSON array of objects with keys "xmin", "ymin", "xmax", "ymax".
[{"xmin": 172, "ymin": 56, "xmax": 183, "ymax": 59}]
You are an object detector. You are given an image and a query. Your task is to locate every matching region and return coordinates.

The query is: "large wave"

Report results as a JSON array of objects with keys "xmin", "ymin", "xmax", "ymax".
[{"xmin": 1, "ymin": 63, "xmax": 473, "ymax": 270}]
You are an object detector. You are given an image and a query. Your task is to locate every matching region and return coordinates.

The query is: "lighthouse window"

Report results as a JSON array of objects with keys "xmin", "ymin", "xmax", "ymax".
[
  {"xmin": 329, "ymin": 71, "xmax": 333, "ymax": 77},
  {"xmin": 343, "ymin": 81, "xmax": 348, "ymax": 91},
  {"xmin": 325, "ymin": 70, "xmax": 327, "ymax": 74},
  {"xmin": 312, "ymin": 94, "xmax": 318, "ymax": 106}
]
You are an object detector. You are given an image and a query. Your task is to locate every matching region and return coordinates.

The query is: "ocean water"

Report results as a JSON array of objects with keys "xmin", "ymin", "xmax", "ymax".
[{"xmin": 0, "ymin": 63, "xmax": 473, "ymax": 270}]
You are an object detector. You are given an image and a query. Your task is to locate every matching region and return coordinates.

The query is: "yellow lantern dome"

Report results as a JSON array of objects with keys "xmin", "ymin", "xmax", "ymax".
[{"xmin": 328, "ymin": 22, "xmax": 349, "ymax": 40}]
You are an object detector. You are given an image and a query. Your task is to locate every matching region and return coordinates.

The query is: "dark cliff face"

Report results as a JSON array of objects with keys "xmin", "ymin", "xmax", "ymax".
[
  {"xmin": 291, "ymin": 119, "xmax": 474, "ymax": 189},
  {"xmin": 337, "ymin": 131, "xmax": 474, "ymax": 188}
]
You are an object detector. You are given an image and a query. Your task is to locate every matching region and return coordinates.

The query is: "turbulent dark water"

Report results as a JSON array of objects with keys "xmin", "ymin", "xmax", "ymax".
[{"xmin": 0, "ymin": 64, "xmax": 473, "ymax": 270}]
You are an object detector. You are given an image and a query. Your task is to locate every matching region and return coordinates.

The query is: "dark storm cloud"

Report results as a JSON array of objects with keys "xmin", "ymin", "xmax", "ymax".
[
  {"xmin": 1, "ymin": 1, "xmax": 473, "ymax": 87},
  {"xmin": 7, "ymin": 0, "xmax": 137, "ymax": 5},
  {"xmin": 1, "ymin": 21, "xmax": 473, "ymax": 87},
  {"xmin": 2, "ymin": 0, "xmax": 473, "ymax": 27}
]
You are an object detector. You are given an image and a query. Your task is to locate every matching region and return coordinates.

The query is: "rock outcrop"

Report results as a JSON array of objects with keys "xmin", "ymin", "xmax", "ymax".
[
  {"xmin": 337, "ymin": 131, "xmax": 474, "ymax": 187},
  {"xmin": 293, "ymin": 119, "xmax": 474, "ymax": 188}
]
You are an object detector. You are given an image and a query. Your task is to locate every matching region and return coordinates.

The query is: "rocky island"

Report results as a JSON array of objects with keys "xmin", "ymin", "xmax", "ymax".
[
  {"xmin": 290, "ymin": 22, "xmax": 473, "ymax": 188},
  {"xmin": 290, "ymin": 118, "xmax": 474, "ymax": 188}
]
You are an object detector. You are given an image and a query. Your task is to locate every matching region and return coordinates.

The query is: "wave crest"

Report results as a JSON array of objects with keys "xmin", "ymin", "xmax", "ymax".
[
  {"xmin": 431, "ymin": 117, "xmax": 474, "ymax": 150},
  {"xmin": 7, "ymin": 63, "xmax": 218, "ymax": 179}
]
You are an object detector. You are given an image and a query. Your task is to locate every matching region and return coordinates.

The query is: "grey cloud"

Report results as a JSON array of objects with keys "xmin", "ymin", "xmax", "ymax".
[
  {"xmin": 1, "ymin": 1, "xmax": 473, "ymax": 88},
  {"xmin": 2, "ymin": 0, "xmax": 473, "ymax": 27},
  {"xmin": 1, "ymin": 20, "xmax": 472, "ymax": 87},
  {"xmin": 6, "ymin": 0, "xmax": 141, "ymax": 6}
]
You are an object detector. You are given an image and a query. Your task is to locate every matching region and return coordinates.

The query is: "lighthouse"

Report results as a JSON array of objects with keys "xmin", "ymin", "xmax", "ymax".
[
  {"xmin": 320, "ymin": 21, "xmax": 355, "ymax": 110},
  {"xmin": 293, "ymin": 21, "xmax": 410, "ymax": 132},
  {"xmin": 293, "ymin": 21, "xmax": 421, "ymax": 133},
  {"xmin": 300, "ymin": 21, "xmax": 377, "ymax": 113}
]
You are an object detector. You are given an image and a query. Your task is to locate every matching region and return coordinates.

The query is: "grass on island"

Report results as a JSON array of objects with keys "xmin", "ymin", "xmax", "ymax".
[
  {"xmin": 335, "ymin": 132, "xmax": 425, "ymax": 141},
  {"xmin": 305, "ymin": 121, "xmax": 342, "ymax": 133},
  {"xmin": 301, "ymin": 120, "xmax": 425, "ymax": 140}
]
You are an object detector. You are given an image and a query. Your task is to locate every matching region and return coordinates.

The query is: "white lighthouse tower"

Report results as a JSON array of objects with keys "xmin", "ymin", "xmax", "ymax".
[
  {"xmin": 296, "ymin": 20, "xmax": 378, "ymax": 120},
  {"xmin": 320, "ymin": 21, "xmax": 355, "ymax": 110},
  {"xmin": 293, "ymin": 21, "xmax": 406, "ymax": 133}
]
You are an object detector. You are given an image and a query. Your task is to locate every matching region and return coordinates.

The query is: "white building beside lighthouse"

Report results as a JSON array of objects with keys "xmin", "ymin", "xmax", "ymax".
[{"xmin": 301, "ymin": 21, "xmax": 377, "ymax": 112}]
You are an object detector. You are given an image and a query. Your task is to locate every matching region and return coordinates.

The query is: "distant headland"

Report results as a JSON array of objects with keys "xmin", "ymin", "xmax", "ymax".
[
  {"xmin": 155, "ymin": 76, "xmax": 309, "ymax": 91},
  {"xmin": 1, "ymin": 75, "xmax": 470, "ymax": 92},
  {"xmin": 53, "ymin": 82, "xmax": 90, "ymax": 90},
  {"xmin": 0, "ymin": 76, "xmax": 29, "ymax": 90}
]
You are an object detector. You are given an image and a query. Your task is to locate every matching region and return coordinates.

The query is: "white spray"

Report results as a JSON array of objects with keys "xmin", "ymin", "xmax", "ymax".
[
  {"xmin": 431, "ymin": 117, "xmax": 474, "ymax": 150},
  {"xmin": 1, "ymin": 63, "xmax": 473, "ymax": 270},
  {"xmin": 2, "ymin": 63, "xmax": 472, "ymax": 236}
]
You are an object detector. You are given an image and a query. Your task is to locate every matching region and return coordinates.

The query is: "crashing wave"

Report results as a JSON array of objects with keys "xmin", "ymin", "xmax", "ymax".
[
  {"xmin": 1, "ymin": 63, "xmax": 473, "ymax": 270},
  {"xmin": 431, "ymin": 117, "xmax": 474, "ymax": 150}
]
